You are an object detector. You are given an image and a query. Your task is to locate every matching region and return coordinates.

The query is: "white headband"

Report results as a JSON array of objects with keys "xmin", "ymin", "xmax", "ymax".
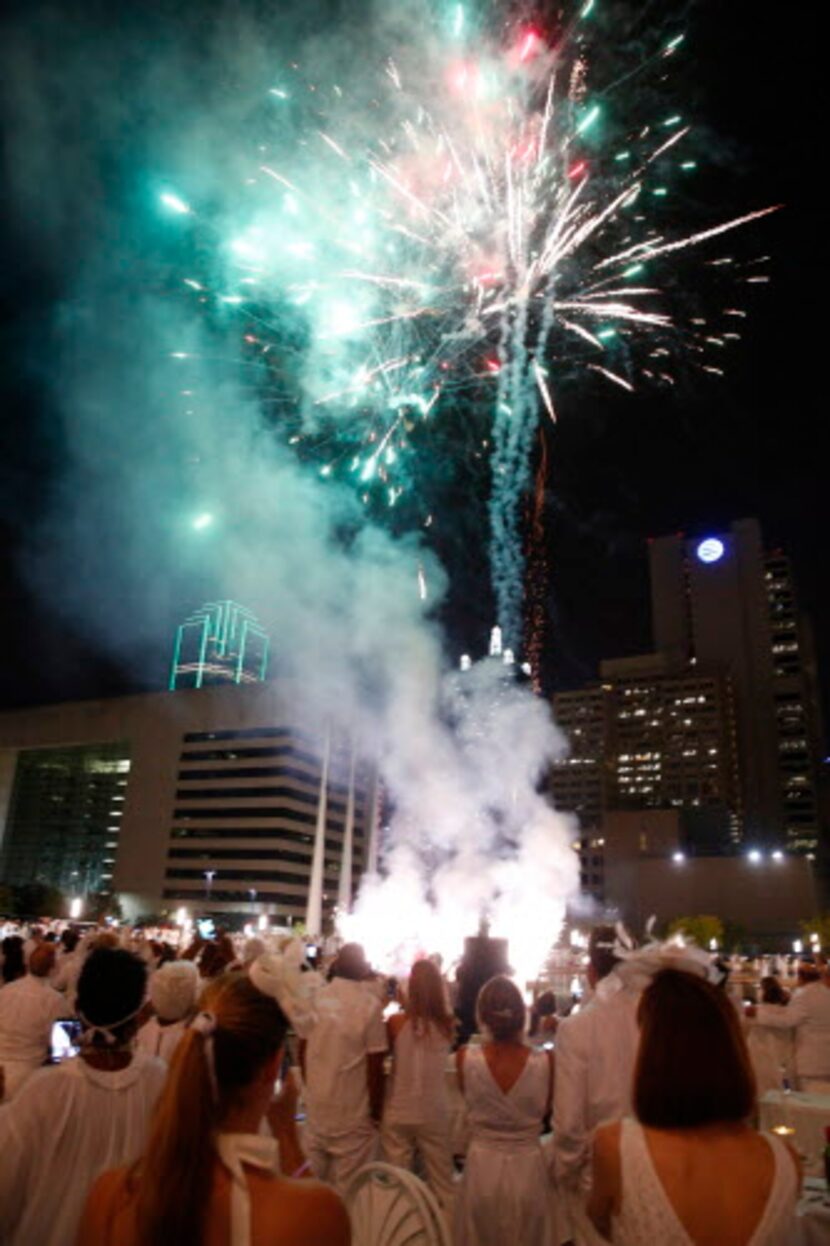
[{"xmin": 77, "ymin": 1003, "xmax": 144, "ymax": 1048}]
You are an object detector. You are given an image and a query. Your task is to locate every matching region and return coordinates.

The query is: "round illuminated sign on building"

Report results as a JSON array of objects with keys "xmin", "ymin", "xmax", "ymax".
[{"xmin": 696, "ymin": 537, "xmax": 725, "ymax": 564}]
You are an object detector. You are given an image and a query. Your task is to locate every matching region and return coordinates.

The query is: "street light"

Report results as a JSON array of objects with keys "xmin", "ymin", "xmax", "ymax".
[
  {"xmin": 69, "ymin": 897, "xmax": 82, "ymax": 920},
  {"xmin": 204, "ymin": 870, "xmax": 216, "ymax": 900},
  {"xmin": 672, "ymin": 851, "xmax": 686, "ymax": 864}
]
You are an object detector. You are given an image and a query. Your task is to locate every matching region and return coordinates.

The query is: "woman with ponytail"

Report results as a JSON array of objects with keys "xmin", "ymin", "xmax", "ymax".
[{"xmin": 78, "ymin": 970, "xmax": 349, "ymax": 1246}]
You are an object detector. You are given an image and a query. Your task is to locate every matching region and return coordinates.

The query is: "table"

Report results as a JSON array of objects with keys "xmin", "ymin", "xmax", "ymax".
[
  {"xmin": 760, "ymin": 1090, "xmax": 830, "ymax": 1177},
  {"xmin": 795, "ymin": 1178, "xmax": 830, "ymax": 1245}
]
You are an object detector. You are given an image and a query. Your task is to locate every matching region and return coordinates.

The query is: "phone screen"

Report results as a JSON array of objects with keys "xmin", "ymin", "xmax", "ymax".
[{"xmin": 51, "ymin": 1019, "xmax": 82, "ymax": 1062}]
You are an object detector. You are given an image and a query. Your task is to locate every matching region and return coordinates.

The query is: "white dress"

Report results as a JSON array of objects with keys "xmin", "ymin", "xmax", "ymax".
[
  {"xmin": 0, "ymin": 1051, "xmax": 166, "ymax": 1246},
  {"xmin": 454, "ymin": 1045, "xmax": 553, "ymax": 1246},
  {"xmin": 612, "ymin": 1118, "xmax": 799, "ymax": 1245}
]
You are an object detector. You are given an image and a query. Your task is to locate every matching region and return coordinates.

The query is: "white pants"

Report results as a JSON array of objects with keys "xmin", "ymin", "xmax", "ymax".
[
  {"xmin": 381, "ymin": 1120, "xmax": 456, "ymax": 1212},
  {"xmin": 304, "ymin": 1120, "xmax": 378, "ymax": 1194}
]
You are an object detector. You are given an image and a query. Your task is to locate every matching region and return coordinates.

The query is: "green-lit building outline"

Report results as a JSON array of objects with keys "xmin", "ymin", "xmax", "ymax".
[{"xmin": 169, "ymin": 601, "xmax": 269, "ymax": 691}]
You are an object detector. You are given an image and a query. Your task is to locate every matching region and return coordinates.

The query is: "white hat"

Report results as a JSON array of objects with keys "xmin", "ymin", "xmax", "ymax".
[{"xmin": 150, "ymin": 960, "xmax": 199, "ymax": 1021}]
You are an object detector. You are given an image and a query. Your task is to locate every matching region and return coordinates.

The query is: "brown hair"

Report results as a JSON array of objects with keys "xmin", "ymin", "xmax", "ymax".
[
  {"xmin": 589, "ymin": 925, "xmax": 621, "ymax": 982},
  {"xmin": 529, "ymin": 990, "xmax": 556, "ymax": 1036},
  {"xmin": 130, "ymin": 972, "xmax": 288, "ymax": 1246},
  {"xmin": 760, "ymin": 975, "xmax": 789, "ymax": 1006},
  {"xmin": 477, "ymin": 975, "xmax": 526, "ymax": 1042},
  {"xmin": 634, "ymin": 969, "xmax": 756, "ymax": 1129},
  {"xmin": 406, "ymin": 959, "xmax": 455, "ymax": 1040},
  {"xmin": 28, "ymin": 943, "xmax": 57, "ymax": 978}
]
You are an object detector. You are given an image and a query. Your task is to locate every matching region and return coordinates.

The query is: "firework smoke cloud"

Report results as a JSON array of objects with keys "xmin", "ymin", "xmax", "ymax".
[{"xmin": 2, "ymin": 0, "xmax": 775, "ymax": 975}]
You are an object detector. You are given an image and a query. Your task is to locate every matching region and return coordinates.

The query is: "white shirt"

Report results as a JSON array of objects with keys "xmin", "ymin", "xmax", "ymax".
[
  {"xmin": 304, "ymin": 976, "xmax": 387, "ymax": 1135},
  {"xmin": 136, "ymin": 1015, "xmax": 187, "ymax": 1063},
  {"xmin": 0, "ymin": 1051, "xmax": 166, "ymax": 1246},
  {"xmin": 756, "ymin": 981, "xmax": 830, "ymax": 1079},
  {"xmin": 552, "ymin": 976, "xmax": 641, "ymax": 1192},
  {"xmin": 384, "ymin": 1017, "xmax": 450, "ymax": 1126},
  {"xmin": 51, "ymin": 948, "xmax": 86, "ymax": 1010},
  {"xmin": 0, "ymin": 973, "xmax": 68, "ymax": 1066}
]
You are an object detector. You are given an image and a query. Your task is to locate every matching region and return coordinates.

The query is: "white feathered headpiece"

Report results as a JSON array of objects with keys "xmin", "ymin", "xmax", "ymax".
[
  {"xmin": 596, "ymin": 918, "xmax": 720, "ymax": 1001},
  {"xmin": 248, "ymin": 938, "xmax": 323, "ymax": 1037}
]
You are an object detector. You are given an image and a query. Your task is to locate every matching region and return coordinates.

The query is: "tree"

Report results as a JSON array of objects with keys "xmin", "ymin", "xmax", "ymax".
[
  {"xmin": 667, "ymin": 915, "xmax": 725, "ymax": 949},
  {"xmin": 13, "ymin": 882, "xmax": 67, "ymax": 919},
  {"xmin": 800, "ymin": 914, "xmax": 830, "ymax": 951}
]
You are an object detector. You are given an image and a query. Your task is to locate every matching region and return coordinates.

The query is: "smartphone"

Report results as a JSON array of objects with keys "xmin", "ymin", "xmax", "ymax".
[
  {"xmin": 197, "ymin": 918, "xmax": 216, "ymax": 939},
  {"xmin": 51, "ymin": 1019, "xmax": 82, "ymax": 1062}
]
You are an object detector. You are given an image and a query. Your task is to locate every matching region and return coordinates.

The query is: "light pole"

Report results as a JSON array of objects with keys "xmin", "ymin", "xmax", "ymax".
[{"xmin": 204, "ymin": 870, "xmax": 216, "ymax": 902}]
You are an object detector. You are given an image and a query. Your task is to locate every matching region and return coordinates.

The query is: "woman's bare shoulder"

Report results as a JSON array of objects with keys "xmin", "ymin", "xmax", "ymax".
[{"xmin": 254, "ymin": 1176, "xmax": 350, "ymax": 1245}]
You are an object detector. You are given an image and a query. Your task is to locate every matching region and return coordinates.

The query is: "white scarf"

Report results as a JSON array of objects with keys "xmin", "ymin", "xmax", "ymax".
[{"xmin": 215, "ymin": 1132, "xmax": 280, "ymax": 1246}]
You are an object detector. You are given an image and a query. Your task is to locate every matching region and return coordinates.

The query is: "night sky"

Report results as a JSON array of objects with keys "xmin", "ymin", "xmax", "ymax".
[{"xmin": 0, "ymin": 0, "xmax": 825, "ymax": 720}]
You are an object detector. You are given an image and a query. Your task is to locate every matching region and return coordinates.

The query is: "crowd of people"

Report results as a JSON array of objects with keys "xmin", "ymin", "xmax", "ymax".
[{"xmin": 0, "ymin": 916, "xmax": 827, "ymax": 1245}]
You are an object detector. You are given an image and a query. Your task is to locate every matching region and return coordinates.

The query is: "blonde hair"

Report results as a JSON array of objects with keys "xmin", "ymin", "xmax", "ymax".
[
  {"xmin": 406, "ymin": 959, "xmax": 455, "ymax": 1040},
  {"xmin": 477, "ymin": 975, "xmax": 526, "ymax": 1042},
  {"xmin": 130, "ymin": 972, "xmax": 287, "ymax": 1246}
]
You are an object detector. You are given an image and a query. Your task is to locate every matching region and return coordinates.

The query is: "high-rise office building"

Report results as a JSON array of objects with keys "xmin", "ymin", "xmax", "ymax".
[
  {"xmin": 0, "ymin": 743, "xmax": 130, "ymax": 895},
  {"xmin": 765, "ymin": 551, "xmax": 823, "ymax": 851},
  {"xmin": 548, "ymin": 686, "xmax": 611, "ymax": 830},
  {"xmin": 650, "ymin": 519, "xmax": 822, "ymax": 851},
  {"xmin": 0, "ymin": 683, "xmax": 377, "ymax": 930},
  {"xmin": 551, "ymin": 659, "xmax": 740, "ymax": 864},
  {"xmin": 553, "ymin": 518, "xmax": 823, "ymax": 867}
]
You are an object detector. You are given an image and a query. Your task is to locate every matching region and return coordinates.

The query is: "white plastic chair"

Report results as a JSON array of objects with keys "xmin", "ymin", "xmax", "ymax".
[{"xmin": 345, "ymin": 1161, "xmax": 451, "ymax": 1246}]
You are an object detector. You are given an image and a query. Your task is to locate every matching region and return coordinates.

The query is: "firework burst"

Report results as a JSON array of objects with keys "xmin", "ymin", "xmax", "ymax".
[{"xmin": 160, "ymin": 1, "xmax": 777, "ymax": 647}]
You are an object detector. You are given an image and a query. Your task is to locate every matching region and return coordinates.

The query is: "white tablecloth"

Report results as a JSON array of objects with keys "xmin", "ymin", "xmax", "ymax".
[
  {"xmin": 795, "ymin": 1179, "xmax": 830, "ymax": 1245},
  {"xmin": 760, "ymin": 1090, "xmax": 830, "ymax": 1176}
]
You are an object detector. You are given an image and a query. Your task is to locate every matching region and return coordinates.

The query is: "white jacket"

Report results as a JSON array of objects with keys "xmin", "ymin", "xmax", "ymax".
[
  {"xmin": 552, "ymin": 977, "xmax": 641, "ymax": 1192},
  {"xmin": 756, "ymin": 981, "xmax": 830, "ymax": 1079}
]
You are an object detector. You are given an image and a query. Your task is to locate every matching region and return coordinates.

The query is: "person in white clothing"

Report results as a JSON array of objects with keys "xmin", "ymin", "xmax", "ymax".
[
  {"xmin": 454, "ymin": 975, "xmax": 554, "ymax": 1246},
  {"xmin": 746, "ymin": 976, "xmax": 795, "ymax": 1096},
  {"xmin": 51, "ymin": 927, "xmax": 86, "ymax": 1011},
  {"xmin": 79, "ymin": 967, "xmax": 349, "ymax": 1246},
  {"xmin": 300, "ymin": 942, "xmax": 387, "ymax": 1193},
  {"xmin": 0, "ymin": 947, "xmax": 167, "ymax": 1246},
  {"xmin": 552, "ymin": 925, "xmax": 641, "ymax": 1242},
  {"xmin": 749, "ymin": 965, "xmax": 830, "ymax": 1091},
  {"xmin": 589, "ymin": 968, "xmax": 800, "ymax": 1245},
  {"xmin": 136, "ymin": 958, "xmax": 199, "ymax": 1062},
  {"xmin": 382, "ymin": 958, "xmax": 456, "ymax": 1212},
  {"xmin": 0, "ymin": 943, "xmax": 67, "ymax": 1101}
]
